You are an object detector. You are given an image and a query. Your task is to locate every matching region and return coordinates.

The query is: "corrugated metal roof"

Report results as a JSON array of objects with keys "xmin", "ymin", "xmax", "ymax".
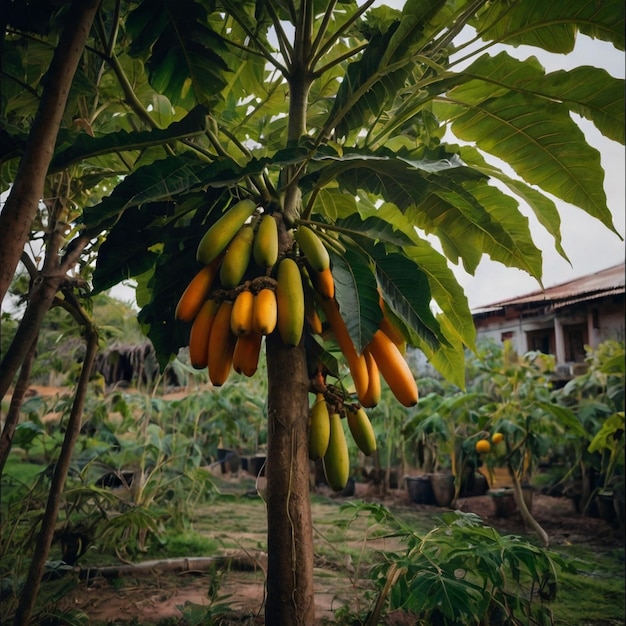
[{"xmin": 472, "ymin": 262, "xmax": 625, "ymax": 315}]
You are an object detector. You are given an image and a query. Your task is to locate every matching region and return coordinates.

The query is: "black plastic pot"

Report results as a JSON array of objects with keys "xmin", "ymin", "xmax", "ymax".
[{"xmin": 405, "ymin": 475, "xmax": 436, "ymax": 505}]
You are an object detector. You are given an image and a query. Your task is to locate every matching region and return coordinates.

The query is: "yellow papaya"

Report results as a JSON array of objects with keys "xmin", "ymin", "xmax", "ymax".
[
  {"xmin": 233, "ymin": 332, "xmax": 263, "ymax": 377},
  {"xmin": 323, "ymin": 413, "xmax": 350, "ymax": 491},
  {"xmin": 175, "ymin": 256, "xmax": 221, "ymax": 322},
  {"xmin": 367, "ymin": 329, "xmax": 418, "ymax": 407},
  {"xmin": 196, "ymin": 198, "xmax": 257, "ymax": 265},
  {"xmin": 308, "ymin": 393, "xmax": 331, "ymax": 460},
  {"xmin": 346, "ymin": 406, "xmax": 377, "ymax": 456},
  {"xmin": 276, "ymin": 257, "xmax": 305, "ymax": 347},
  {"xmin": 318, "ymin": 297, "xmax": 369, "ymax": 401},
  {"xmin": 188, "ymin": 299, "xmax": 220, "ymax": 369},
  {"xmin": 230, "ymin": 289, "xmax": 254, "ymax": 336},
  {"xmin": 252, "ymin": 288, "xmax": 278, "ymax": 335},
  {"xmin": 253, "ymin": 214, "xmax": 279, "ymax": 268},
  {"xmin": 294, "ymin": 225, "xmax": 330, "ymax": 272},
  {"xmin": 219, "ymin": 224, "xmax": 254, "ymax": 288},
  {"xmin": 207, "ymin": 300, "xmax": 237, "ymax": 386}
]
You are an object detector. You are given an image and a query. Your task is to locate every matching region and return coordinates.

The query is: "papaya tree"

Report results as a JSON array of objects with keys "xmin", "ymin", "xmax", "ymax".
[{"xmin": 1, "ymin": 0, "xmax": 624, "ymax": 624}]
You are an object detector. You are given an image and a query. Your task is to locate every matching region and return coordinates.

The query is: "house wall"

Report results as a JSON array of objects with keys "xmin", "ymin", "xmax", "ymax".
[{"xmin": 473, "ymin": 295, "xmax": 625, "ymax": 369}]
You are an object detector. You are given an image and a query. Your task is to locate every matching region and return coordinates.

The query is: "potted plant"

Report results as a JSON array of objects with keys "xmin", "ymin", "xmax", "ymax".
[
  {"xmin": 471, "ymin": 340, "xmax": 587, "ymax": 546},
  {"xmin": 551, "ymin": 340, "xmax": 625, "ymax": 520},
  {"xmin": 403, "ymin": 389, "xmax": 486, "ymax": 507}
]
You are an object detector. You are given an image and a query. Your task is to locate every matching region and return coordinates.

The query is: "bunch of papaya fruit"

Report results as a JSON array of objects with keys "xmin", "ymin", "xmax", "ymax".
[
  {"xmin": 175, "ymin": 196, "xmax": 419, "ymax": 490},
  {"xmin": 308, "ymin": 393, "xmax": 377, "ymax": 491}
]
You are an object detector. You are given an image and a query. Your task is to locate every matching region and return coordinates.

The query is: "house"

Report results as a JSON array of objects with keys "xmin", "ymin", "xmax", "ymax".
[{"xmin": 471, "ymin": 262, "xmax": 625, "ymax": 379}]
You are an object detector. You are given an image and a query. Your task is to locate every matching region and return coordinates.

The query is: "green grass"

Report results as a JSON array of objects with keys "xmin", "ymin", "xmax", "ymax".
[{"xmin": 550, "ymin": 546, "xmax": 625, "ymax": 625}]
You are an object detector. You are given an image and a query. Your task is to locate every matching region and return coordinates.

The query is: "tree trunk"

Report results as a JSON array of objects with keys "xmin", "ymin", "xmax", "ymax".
[
  {"xmin": 0, "ymin": 0, "xmax": 100, "ymax": 305},
  {"xmin": 264, "ymin": 332, "xmax": 315, "ymax": 625},
  {"xmin": 13, "ymin": 324, "xmax": 99, "ymax": 626},
  {"xmin": 0, "ymin": 333, "xmax": 37, "ymax": 475},
  {"xmin": 508, "ymin": 462, "xmax": 549, "ymax": 548}
]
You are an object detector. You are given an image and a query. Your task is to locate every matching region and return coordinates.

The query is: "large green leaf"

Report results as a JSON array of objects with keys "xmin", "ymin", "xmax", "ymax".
[
  {"xmin": 327, "ymin": 0, "xmax": 447, "ymax": 138},
  {"xmin": 91, "ymin": 191, "xmax": 215, "ymax": 294},
  {"xmin": 437, "ymin": 90, "xmax": 617, "ymax": 234},
  {"xmin": 460, "ymin": 53, "xmax": 624, "ymax": 145},
  {"xmin": 307, "ymin": 148, "xmax": 483, "ymax": 213},
  {"xmin": 125, "ymin": 0, "xmax": 230, "ymax": 108},
  {"xmin": 371, "ymin": 248, "xmax": 442, "ymax": 351},
  {"xmin": 456, "ymin": 143, "xmax": 568, "ymax": 262},
  {"xmin": 50, "ymin": 106, "xmax": 210, "ymax": 171},
  {"xmin": 403, "ymin": 177, "xmax": 542, "ymax": 278},
  {"xmin": 81, "ymin": 153, "xmax": 268, "ymax": 233},
  {"xmin": 472, "ymin": 0, "xmax": 625, "ymax": 53},
  {"xmin": 329, "ymin": 248, "xmax": 381, "ymax": 353}
]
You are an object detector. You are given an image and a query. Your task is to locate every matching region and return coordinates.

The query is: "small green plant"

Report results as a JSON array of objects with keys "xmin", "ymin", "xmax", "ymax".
[{"xmin": 338, "ymin": 502, "xmax": 573, "ymax": 626}]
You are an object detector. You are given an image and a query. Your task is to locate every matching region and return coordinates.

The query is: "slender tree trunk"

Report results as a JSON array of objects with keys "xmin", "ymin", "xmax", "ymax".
[
  {"xmin": 508, "ymin": 462, "xmax": 549, "ymax": 547},
  {"xmin": 0, "ymin": 332, "xmax": 37, "ymax": 475},
  {"xmin": 0, "ymin": 236, "xmax": 88, "ymax": 401},
  {"xmin": 263, "ymin": 6, "xmax": 316, "ymax": 620},
  {"xmin": 264, "ymin": 332, "xmax": 315, "ymax": 624},
  {"xmin": 0, "ymin": 276, "xmax": 59, "ymax": 400},
  {"xmin": 0, "ymin": 0, "xmax": 100, "ymax": 305},
  {"xmin": 13, "ymin": 323, "xmax": 99, "ymax": 626}
]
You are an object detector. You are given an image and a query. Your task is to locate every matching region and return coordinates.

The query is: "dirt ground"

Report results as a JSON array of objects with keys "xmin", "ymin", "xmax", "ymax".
[{"xmin": 58, "ymin": 486, "xmax": 624, "ymax": 626}]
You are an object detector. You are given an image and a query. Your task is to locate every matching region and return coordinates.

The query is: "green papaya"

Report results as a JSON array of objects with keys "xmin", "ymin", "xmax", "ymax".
[
  {"xmin": 308, "ymin": 394, "xmax": 330, "ymax": 460},
  {"xmin": 253, "ymin": 214, "xmax": 279, "ymax": 268},
  {"xmin": 219, "ymin": 224, "xmax": 254, "ymax": 288},
  {"xmin": 196, "ymin": 198, "xmax": 256, "ymax": 265},
  {"xmin": 276, "ymin": 257, "xmax": 304, "ymax": 347},
  {"xmin": 346, "ymin": 406, "xmax": 377, "ymax": 456},
  {"xmin": 323, "ymin": 413, "xmax": 350, "ymax": 491},
  {"xmin": 294, "ymin": 225, "xmax": 330, "ymax": 272}
]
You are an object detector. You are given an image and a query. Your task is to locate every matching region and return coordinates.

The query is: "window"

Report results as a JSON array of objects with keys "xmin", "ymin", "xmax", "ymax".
[
  {"xmin": 525, "ymin": 328, "xmax": 555, "ymax": 355},
  {"xmin": 564, "ymin": 323, "xmax": 588, "ymax": 362}
]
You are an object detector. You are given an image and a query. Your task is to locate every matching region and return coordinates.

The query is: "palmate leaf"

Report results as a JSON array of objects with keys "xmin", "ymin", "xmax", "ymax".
[
  {"xmin": 308, "ymin": 147, "xmax": 482, "ymax": 211},
  {"xmin": 460, "ymin": 53, "xmax": 625, "ymax": 145},
  {"xmin": 457, "ymin": 143, "xmax": 569, "ymax": 262},
  {"xmin": 91, "ymin": 191, "xmax": 218, "ymax": 294},
  {"xmin": 437, "ymin": 89, "xmax": 618, "ymax": 234},
  {"xmin": 407, "ymin": 175, "xmax": 542, "ymax": 278},
  {"xmin": 50, "ymin": 106, "xmax": 210, "ymax": 171},
  {"xmin": 341, "ymin": 201, "xmax": 476, "ymax": 352},
  {"xmin": 329, "ymin": 248, "xmax": 381, "ymax": 353},
  {"xmin": 81, "ymin": 151, "xmax": 278, "ymax": 233},
  {"xmin": 472, "ymin": 0, "xmax": 625, "ymax": 53},
  {"xmin": 126, "ymin": 0, "xmax": 230, "ymax": 108},
  {"xmin": 371, "ymin": 247, "xmax": 443, "ymax": 351},
  {"xmin": 328, "ymin": 0, "xmax": 447, "ymax": 138}
]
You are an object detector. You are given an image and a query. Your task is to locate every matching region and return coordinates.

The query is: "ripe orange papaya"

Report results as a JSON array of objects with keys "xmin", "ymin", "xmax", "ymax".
[
  {"xmin": 367, "ymin": 329, "xmax": 418, "ymax": 407},
  {"xmin": 230, "ymin": 289, "xmax": 254, "ymax": 336},
  {"xmin": 188, "ymin": 299, "xmax": 220, "ymax": 369},
  {"xmin": 318, "ymin": 297, "xmax": 369, "ymax": 400},
  {"xmin": 315, "ymin": 267, "xmax": 335, "ymax": 299},
  {"xmin": 175, "ymin": 256, "xmax": 221, "ymax": 322},
  {"xmin": 207, "ymin": 300, "xmax": 236, "ymax": 386},
  {"xmin": 252, "ymin": 288, "xmax": 277, "ymax": 335},
  {"xmin": 360, "ymin": 348, "xmax": 381, "ymax": 408},
  {"xmin": 233, "ymin": 332, "xmax": 263, "ymax": 377}
]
